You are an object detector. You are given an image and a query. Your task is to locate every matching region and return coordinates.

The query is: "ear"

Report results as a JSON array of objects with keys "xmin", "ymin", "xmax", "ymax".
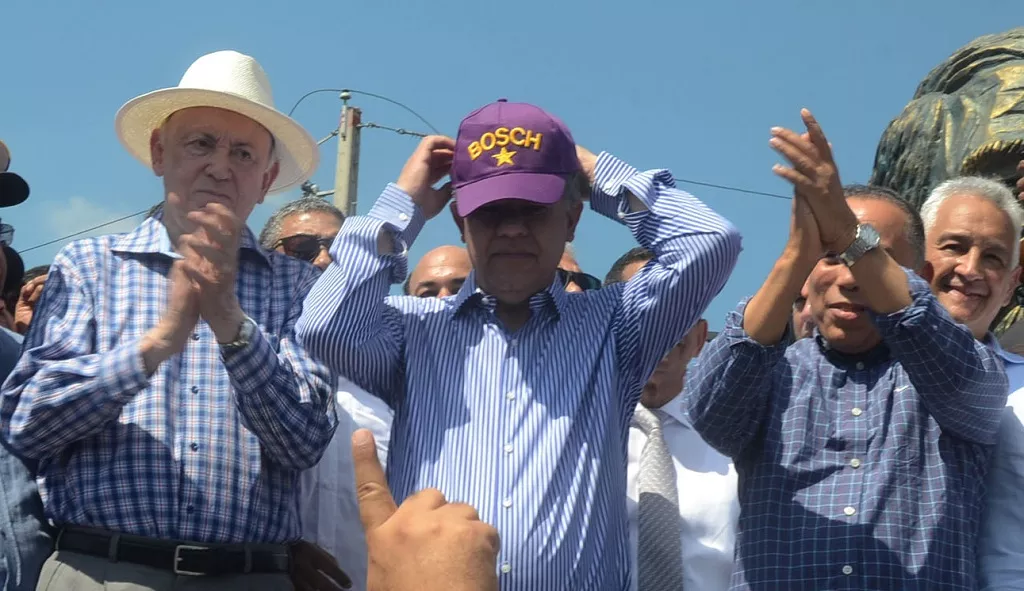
[
  {"xmin": 259, "ymin": 160, "xmax": 281, "ymax": 203},
  {"xmin": 1003, "ymin": 266, "xmax": 1022, "ymax": 307},
  {"xmin": 150, "ymin": 129, "xmax": 166, "ymax": 177},
  {"xmin": 449, "ymin": 201, "xmax": 466, "ymax": 242},
  {"xmin": 565, "ymin": 200, "xmax": 584, "ymax": 242},
  {"xmin": 917, "ymin": 260, "xmax": 935, "ymax": 284}
]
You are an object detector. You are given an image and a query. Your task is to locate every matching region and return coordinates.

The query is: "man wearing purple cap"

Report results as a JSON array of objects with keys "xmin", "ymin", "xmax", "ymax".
[{"xmin": 297, "ymin": 100, "xmax": 742, "ymax": 590}]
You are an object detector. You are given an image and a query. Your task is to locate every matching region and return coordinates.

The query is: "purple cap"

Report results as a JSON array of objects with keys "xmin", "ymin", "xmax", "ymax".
[{"xmin": 451, "ymin": 100, "xmax": 580, "ymax": 217}]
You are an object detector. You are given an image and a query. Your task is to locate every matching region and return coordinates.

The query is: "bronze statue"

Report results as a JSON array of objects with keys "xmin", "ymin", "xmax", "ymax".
[{"xmin": 870, "ymin": 27, "xmax": 1024, "ymax": 335}]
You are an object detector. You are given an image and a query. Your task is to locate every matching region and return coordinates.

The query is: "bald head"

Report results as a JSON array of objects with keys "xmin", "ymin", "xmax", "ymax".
[{"xmin": 407, "ymin": 245, "xmax": 472, "ymax": 298}]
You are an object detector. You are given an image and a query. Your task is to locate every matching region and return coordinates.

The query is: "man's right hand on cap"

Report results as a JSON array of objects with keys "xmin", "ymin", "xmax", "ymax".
[
  {"xmin": 353, "ymin": 429, "xmax": 500, "ymax": 591},
  {"xmin": 396, "ymin": 136, "xmax": 456, "ymax": 220}
]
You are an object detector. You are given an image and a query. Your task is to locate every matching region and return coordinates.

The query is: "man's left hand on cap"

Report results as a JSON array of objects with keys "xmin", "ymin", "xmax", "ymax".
[{"xmin": 396, "ymin": 135, "xmax": 456, "ymax": 220}]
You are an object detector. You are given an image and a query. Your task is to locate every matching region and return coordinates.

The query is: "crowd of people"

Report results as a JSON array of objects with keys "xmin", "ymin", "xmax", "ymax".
[{"xmin": 0, "ymin": 47, "xmax": 1022, "ymax": 591}]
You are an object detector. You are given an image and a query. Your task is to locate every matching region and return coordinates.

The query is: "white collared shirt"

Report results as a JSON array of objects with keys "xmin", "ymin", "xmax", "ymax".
[
  {"xmin": 626, "ymin": 395, "xmax": 739, "ymax": 591},
  {"xmin": 301, "ymin": 377, "xmax": 394, "ymax": 591},
  {"xmin": 979, "ymin": 337, "xmax": 1024, "ymax": 590}
]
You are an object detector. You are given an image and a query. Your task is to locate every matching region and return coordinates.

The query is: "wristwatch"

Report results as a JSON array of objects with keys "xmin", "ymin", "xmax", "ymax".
[
  {"xmin": 837, "ymin": 223, "xmax": 881, "ymax": 267},
  {"xmin": 220, "ymin": 316, "xmax": 257, "ymax": 352}
]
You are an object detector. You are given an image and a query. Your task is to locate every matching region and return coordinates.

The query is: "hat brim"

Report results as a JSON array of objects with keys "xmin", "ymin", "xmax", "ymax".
[
  {"xmin": 455, "ymin": 172, "xmax": 567, "ymax": 217},
  {"xmin": 0, "ymin": 172, "xmax": 29, "ymax": 208},
  {"xmin": 115, "ymin": 87, "xmax": 319, "ymax": 194}
]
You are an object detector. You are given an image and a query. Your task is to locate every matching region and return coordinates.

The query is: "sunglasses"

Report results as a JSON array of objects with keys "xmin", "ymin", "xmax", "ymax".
[
  {"xmin": 0, "ymin": 222, "xmax": 13, "ymax": 246},
  {"xmin": 557, "ymin": 268, "xmax": 602, "ymax": 291},
  {"xmin": 274, "ymin": 234, "xmax": 334, "ymax": 263}
]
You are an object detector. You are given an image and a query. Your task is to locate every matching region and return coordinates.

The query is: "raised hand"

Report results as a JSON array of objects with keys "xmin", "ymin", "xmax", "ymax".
[
  {"xmin": 14, "ymin": 273, "xmax": 47, "ymax": 334},
  {"xmin": 179, "ymin": 203, "xmax": 246, "ymax": 343},
  {"xmin": 140, "ymin": 260, "xmax": 200, "ymax": 375},
  {"xmin": 353, "ymin": 429, "xmax": 500, "ymax": 591},
  {"xmin": 396, "ymin": 136, "xmax": 456, "ymax": 219},
  {"xmin": 770, "ymin": 109, "xmax": 858, "ymax": 255}
]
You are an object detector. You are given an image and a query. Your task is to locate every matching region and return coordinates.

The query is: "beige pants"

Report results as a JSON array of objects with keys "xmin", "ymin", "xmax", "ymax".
[{"xmin": 36, "ymin": 550, "xmax": 293, "ymax": 591}]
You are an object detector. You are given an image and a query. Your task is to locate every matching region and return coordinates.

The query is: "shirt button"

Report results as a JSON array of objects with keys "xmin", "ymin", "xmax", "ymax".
[
  {"xmin": 500, "ymin": 563, "xmax": 511, "ymax": 574},
  {"xmin": 842, "ymin": 565, "xmax": 853, "ymax": 575},
  {"xmin": 509, "ymin": 339, "xmax": 518, "ymax": 347},
  {"xmin": 502, "ymin": 498, "xmax": 513, "ymax": 508},
  {"xmin": 506, "ymin": 392, "xmax": 515, "ymax": 401},
  {"xmin": 190, "ymin": 386, "xmax": 199, "ymax": 394},
  {"xmin": 850, "ymin": 458, "xmax": 862, "ymax": 468},
  {"xmin": 843, "ymin": 506, "xmax": 856, "ymax": 516},
  {"xmin": 616, "ymin": 211, "xmax": 626, "ymax": 219},
  {"xmin": 398, "ymin": 213, "xmax": 409, "ymax": 222},
  {"xmin": 191, "ymin": 333, "xmax": 200, "ymax": 341},
  {"xmin": 855, "ymin": 362, "xmax": 864, "ymax": 370},
  {"xmin": 186, "ymin": 505, "xmax": 194, "ymax": 514},
  {"xmin": 190, "ymin": 442, "xmax": 199, "ymax": 452},
  {"xmin": 503, "ymin": 444, "xmax": 513, "ymax": 454},
  {"xmin": 851, "ymin": 407, "xmax": 863, "ymax": 417}
]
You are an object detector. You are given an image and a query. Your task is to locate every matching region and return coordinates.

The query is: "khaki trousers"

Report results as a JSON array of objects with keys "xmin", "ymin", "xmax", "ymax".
[{"xmin": 36, "ymin": 550, "xmax": 293, "ymax": 591}]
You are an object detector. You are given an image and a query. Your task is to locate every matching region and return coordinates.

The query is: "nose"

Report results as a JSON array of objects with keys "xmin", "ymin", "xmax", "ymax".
[
  {"xmin": 312, "ymin": 247, "xmax": 332, "ymax": 270},
  {"xmin": 204, "ymin": 147, "xmax": 232, "ymax": 182},
  {"xmin": 495, "ymin": 217, "xmax": 529, "ymax": 238},
  {"xmin": 832, "ymin": 260, "xmax": 859, "ymax": 293},
  {"xmin": 956, "ymin": 248, "xmax": 984, "ymax": 281}
]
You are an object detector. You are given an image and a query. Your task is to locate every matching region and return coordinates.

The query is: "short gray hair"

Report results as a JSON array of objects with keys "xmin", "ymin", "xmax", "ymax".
[
  {"xmin": 259, "ymin": 197, "xmax": 345, "ymax": 250},
  {"xmin": 920, "ymin": 176, "xmax": 1023, "ymax": 267}
]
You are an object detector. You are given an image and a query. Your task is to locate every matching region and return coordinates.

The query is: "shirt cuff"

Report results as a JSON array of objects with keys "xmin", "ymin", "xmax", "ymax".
[
  {"xmin": 726, "ymin": 297, "xmax": 793, "ymax": 356},
  {"xmin": 221, "ymin": 326, "xmax": 276, "ymax": 392},
  {"xmin": 871, "ymin": 267, "xmax": 934, "ymax": 336},
  {"xmin": 368, "ymin": 184, "xmax": 427, "ymax": 249},
  {"xmin": 107, "ymin": 340, "xmax": 150, "ymax": 403}
]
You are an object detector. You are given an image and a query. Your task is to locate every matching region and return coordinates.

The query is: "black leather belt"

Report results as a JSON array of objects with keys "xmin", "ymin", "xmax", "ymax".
[{"xmin": 56, "ymin": 526, "xmax": 291, "ymax": 576}]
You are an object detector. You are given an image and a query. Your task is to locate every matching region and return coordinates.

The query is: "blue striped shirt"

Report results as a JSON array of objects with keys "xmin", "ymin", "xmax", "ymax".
[
  {"xmin": 0, "ymin": 214, "xmax": 336, "ymax": 543},
  {"xmin": 296, "ymin": 152, "xmax": 742, "ymax": 590},
  {"xmin": 685, "ymin": 270, "xmax": 1009, "ymax": 591}
]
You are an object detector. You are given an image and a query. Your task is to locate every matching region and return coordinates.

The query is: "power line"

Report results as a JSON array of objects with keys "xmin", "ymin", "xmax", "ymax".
[
  {"xmin": 287, "ymin": 88, "xmax": 441, "ymax": 134},
  {"xmin": 19, "ymin": 208, "xmax": 149, "ymax": 254},
  {"xmin": 673, "ymin": 178, "xmax": 790, "ymax": 201}
]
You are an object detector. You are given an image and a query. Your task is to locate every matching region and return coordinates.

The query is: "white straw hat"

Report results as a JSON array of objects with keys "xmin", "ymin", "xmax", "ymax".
[{"xmin": 115, "ymin": 50, "xmax": 318, "ymax": 194}]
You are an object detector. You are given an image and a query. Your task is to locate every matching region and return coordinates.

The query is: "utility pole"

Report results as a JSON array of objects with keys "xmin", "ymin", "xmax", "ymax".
[{"xmin": 333, "ymin": 91, "xmax": 362, "ymax": 216}]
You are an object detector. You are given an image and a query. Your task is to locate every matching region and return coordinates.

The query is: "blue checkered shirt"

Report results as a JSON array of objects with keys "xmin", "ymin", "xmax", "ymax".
[
  {"xmin": 685, "ymin": 270, "xmax": 1009, "ymax": 590},
  {"xmin": 296, "ymin": 152, "xmax": 743, "ymax": 591},
  {"xmin": 0, "ymin": 214, "xmax": 336, "ymax": 544}
]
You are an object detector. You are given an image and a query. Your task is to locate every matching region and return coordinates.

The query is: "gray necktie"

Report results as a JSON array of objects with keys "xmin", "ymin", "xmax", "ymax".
[{"xmin": 633, "ymin": 406, "xmax": 684, "ymax": 591}]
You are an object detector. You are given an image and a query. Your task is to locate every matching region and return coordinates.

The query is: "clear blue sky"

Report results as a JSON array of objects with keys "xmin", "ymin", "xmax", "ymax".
[{"xmin": 1, "ymin": 1, "xmax": 1018, "ymax": 329}]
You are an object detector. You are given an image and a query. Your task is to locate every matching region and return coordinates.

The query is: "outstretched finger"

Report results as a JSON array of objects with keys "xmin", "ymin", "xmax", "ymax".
[
  {"xmin": 352, "ymin": 429, "xmax": 398, "ymax": 532},
  {"xmin": 773, "ymin": 164, "xmax": 818, "ymax": 197},
  {"xmin": 770, "ymin": 136, "xmax": 818, "ymax": 176},
  {"xmin": 801, "ymin": 109, "xmax": 834, "ymax": 161},
  {"xmin": 771, "ymin": 127, "xmax": 820, "ymax": 162}
]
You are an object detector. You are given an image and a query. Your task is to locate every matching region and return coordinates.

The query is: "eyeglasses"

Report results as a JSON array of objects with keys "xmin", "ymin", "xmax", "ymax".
[
  {"xmin": 0, "ymin": 222, "xmax": 14, "ymax": 246},
  {"xmin": 557, "ymin": 268, "xmax": 601, "ymax": 291},
  {"xmin": 274, "ymin": 234, "xmax": 334, "ymax": 263}
]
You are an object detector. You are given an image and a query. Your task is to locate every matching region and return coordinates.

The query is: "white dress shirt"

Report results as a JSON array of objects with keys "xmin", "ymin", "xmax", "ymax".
[
  {"xmin": 626, "ymin": 395, "xmax": 739, "ymax": 591},
  {"xmin": 979, "ymin": 339, "xmax": 1024, "ymax": 590},
  {"xmin": 301, "ymin": 377, "xmax": 394, "ymax": 591}
]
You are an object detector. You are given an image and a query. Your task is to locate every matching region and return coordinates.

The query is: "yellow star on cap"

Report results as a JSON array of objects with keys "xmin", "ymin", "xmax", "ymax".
[{"xmin": 492, "ymin": 146, "xmax": 517, "ymax": 166}]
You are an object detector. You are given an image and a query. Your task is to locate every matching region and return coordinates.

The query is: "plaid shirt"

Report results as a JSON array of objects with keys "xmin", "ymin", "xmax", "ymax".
[
  {"xmin": 0, "ymin": 213, "xmax": 336, "ymax": 544},
  {"xmin": 686, "ymin": 270, "xmax": 1009, "ymax": 591}
]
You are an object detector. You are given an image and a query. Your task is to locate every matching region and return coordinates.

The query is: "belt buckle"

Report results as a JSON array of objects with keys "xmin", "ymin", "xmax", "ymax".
[{"xmin": 173, "ymin": 544, "xmax": 209, "ymax": 576}]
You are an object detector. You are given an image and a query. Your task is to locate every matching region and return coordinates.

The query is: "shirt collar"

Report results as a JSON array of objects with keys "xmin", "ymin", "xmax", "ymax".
[
  {"xmin": 111, "ymin": 209, "xmax": 269, "ymax": 264},
  {"xmin": 449, "ymin": 271, "xmax": 568, "ymax": 319},
  {"xmin": 985, "ymin": 332, "xmax": 1024, "ymax": 365},
  {"xmin": 814, "ymin": 333, "xmax": 890, "ymax": 368},
  {"xmin": 656, "ymin": 393, "xmax": 691, "ymax": 427}
]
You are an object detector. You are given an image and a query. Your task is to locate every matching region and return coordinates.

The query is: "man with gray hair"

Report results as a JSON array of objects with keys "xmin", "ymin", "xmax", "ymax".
[
  {"xmin": 260, "ymin": 197, "xmax": 345, "ymax": 270},
  {"xmin": 917, "ymin": 176, "xmax": 1024, "ymax": 589}
]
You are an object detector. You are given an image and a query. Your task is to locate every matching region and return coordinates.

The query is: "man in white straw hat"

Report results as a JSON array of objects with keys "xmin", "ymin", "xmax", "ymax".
[{"xmin": 0, "ymin": 50, "xmax": 341, "ymax": 591}]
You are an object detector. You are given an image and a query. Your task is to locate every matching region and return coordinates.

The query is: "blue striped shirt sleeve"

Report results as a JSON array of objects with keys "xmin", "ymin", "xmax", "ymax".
[
  {"xmin": 295, "ymin": 184, "xmax": 421, "ymax": 406},
  {"xmin": 683, "ymin": 299, "xmax": 785, "ymax": 458},
  {"xmin": 0, "ymin": 242, "xmax": 150, "ymax": 459},
  {"xmin": 873, "ymin": 269, "xmax": 1008, "ymax": 444},
  {"xmin": 592, "ymin": 152, "xmax": 743, "ymax": 396},
  {"xmin": 225, "ymin": 263, "xmax": 338, "ymax": 470}
]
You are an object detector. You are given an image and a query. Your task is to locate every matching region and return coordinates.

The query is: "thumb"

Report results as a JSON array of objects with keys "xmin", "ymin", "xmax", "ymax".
[{"xmin": 353, "ymin": 429, "xmax": 398, "ymax": 532}]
